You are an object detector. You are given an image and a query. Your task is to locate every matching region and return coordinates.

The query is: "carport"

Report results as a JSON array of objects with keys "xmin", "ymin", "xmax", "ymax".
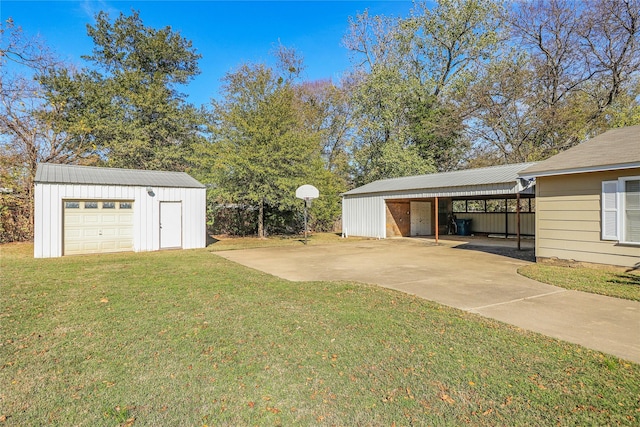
[{"xmin": 342, "ymin": 163, "xmax": 536, "ymax": 248}]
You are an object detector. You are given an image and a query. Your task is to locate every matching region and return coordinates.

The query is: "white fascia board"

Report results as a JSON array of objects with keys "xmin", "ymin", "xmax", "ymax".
[{"xmin": 519, "ymin": 162, "xmax": 640, "ymax": 179}]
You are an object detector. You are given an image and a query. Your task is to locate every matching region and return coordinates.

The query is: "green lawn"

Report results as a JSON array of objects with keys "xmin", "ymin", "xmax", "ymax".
[
  {"xmin": 519, "ymin": 263, "xmax": 640, "ymax": 301},
  {"xmin": 1, "ymin": 243, "xmax": 639, "ymax": 426}
]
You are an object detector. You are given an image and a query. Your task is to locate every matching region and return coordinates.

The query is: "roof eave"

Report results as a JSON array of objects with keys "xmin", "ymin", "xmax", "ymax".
[
  {"xmin": 519, "ymin": 162, "xmax": 640, "ymax": 179},
  {"xmin": 34, "ymin": 181, "xmax": 205, "ymax": 189},
  {"xmin": 343, "ymin": 181, "xmax": 533, "ymax": 198}
]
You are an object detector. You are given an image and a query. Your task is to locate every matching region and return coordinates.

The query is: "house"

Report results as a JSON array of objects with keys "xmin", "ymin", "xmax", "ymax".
[
  {"xmin": 34, "ymin": 163, "xmax": 206, "ymax": 258},
  {"xmin": 520, "ymin": 125, "xmax": 640, "ymax": 267},
  {"xmin": 342, "ymin": 163, "xmax": 536, "ymax": 241}
]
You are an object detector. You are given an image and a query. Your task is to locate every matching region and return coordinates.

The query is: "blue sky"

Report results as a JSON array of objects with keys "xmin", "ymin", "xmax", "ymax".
[{"xmin": 2, "ymin": 1, "xmax": 414, "ymax": 106}]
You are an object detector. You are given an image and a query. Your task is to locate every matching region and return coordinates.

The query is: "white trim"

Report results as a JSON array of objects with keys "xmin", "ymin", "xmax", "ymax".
[
  {"xmin": 521, "ymin": 162, "xmax": 640, "ymax": 179},
  {"xmin": 601, "ymin": 180, "xmax": 619, "ymax": 240},
  {"xmin": 619, "ymin": 176, "xmax": 640, "ymax": 245}
]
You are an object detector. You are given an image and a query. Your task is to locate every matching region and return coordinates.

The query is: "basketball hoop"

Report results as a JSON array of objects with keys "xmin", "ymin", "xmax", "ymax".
[{"xmin": 296, "ymin": 185, "xmax": 319, "ymax": 244}]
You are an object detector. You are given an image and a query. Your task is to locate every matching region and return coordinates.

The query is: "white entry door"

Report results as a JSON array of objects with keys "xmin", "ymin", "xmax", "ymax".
[
  {"xmin": 410, "ymin": 201, "xmax": 431, "ymax": 236},
  {"xmin": 160, "ymin": 202, "xmax": 182, "ymax": 249}
]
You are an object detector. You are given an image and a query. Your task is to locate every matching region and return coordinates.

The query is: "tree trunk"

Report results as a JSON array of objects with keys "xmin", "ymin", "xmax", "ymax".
[{"xmin": 258, "ymin": 199, "xmax": 264, "ymax": 238}]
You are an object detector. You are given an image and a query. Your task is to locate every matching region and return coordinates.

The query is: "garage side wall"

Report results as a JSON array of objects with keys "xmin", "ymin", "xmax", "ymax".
[
  {"xmin": 181, "ymin": 187, "xmax": 206, "ymax": 250},
  {"xmin": 342, "ymin": 195, "xmax": 386, "ymax": 238},
  {"xmin": 34, "ymin": 184, "xmax": 205, "ymax": 258},
  {"xmin": 536, "ymin": 168, "xmax": 640, "ymax": 267}
]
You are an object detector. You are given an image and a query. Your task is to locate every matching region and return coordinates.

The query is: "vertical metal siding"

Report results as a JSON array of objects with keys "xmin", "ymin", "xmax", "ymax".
[
  {"xmin": 181, "ymin": 188, "xmax": 206, "ymax": 249},
  {"xmin": 34, "ymin": 184, "xmax": 44, "ymax": 258},
  {"xmin": 455, "ymin": 213, "xmax": 535, "ymax": 235},
  {"xmin": 34, "ymin": 183, "xmax": 206, "ymax": 258},
  {"xmin": 342, "ymin": 195, "xmax": 386, "ymax": 238}
]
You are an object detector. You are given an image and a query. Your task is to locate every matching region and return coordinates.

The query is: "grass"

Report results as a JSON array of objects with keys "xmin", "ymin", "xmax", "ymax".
[
  {"xmin": 519, "ymin": 263, "xmax": 640, "ymax": 301},
  {"xmin": 207, "ymin": 232, "xmax": 369, "ymax": 251},
  {"xmin": 1, "ymin": 242, "xmax": 639, "ymax": 426}
]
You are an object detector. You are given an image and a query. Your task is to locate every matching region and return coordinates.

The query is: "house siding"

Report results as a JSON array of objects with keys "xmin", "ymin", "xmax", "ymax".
[
  {"xmin": 34, "ymin": 183, "xmax": 206, "ymax": 258},
  {"xmin": 536, "ymin": 168, "xmax": 640, "ymax": 267}
]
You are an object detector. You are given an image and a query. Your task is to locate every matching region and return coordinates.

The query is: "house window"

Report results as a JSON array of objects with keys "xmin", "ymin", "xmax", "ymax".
[
  {"xmin": 84, "ymin": 202, "xmax": 98, "ymax": 209},
  {"xmin": 65, "ymin": 201, "xmax": 80, "ymax": 209},
  {"xmin": 120, "ymin": 202, "xmax": 132, "ymax": 209},
  {"xmin": 103, "ymin": 202, "xmax": 115, "ymax": 209},
  {"xmin": 624, "ymin": 179, "xmax": 640, "ymax": 243},
  {"xmin": 602, "ymin": 177, "xmax": 640, "ymax": 244}
]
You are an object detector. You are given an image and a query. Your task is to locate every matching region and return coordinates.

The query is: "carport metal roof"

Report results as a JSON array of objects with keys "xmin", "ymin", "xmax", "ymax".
[
  {"xmin": 35, "ymin": 163, "xmax": 205, "ymax": 188},
  {"xmin": 343, "ymin": 162, "xmax": 537, "ymax": 198}
]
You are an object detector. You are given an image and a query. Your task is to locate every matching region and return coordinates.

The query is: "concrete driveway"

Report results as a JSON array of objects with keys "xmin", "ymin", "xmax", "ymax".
[{"xmin": 215, "ymin": 238, "xmax": 640, "ymax": 363}]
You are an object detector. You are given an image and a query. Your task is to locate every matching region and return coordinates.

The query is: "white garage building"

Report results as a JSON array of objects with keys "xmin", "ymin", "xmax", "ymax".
[
  {"xmin": 342, "ymin": 163, "xmax": 537, "ymax": 241},
  {"xmin": 34, "ymin": 163, "xmax": 206, "ymax": 258}
]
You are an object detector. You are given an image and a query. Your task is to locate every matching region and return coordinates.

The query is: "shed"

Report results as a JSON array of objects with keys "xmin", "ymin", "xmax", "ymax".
[
  {"xmin": 520, "ymin": 125, "xmax": 640, "ymax": 267},
  {"xmin": 342, "ymin": 162, "xmax": 536, "ymax": 241},
  {"xmin": 34, "ymin": 163, "xmax": 206, "ymax": 258}
]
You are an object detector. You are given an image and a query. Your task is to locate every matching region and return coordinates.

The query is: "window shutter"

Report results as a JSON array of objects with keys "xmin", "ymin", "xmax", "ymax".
[{"xmin": 602, "ymin": 181, "xmax": 619, "ymax": 240}]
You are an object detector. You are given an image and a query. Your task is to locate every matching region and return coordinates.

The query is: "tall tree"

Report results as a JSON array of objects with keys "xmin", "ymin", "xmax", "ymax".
[
  {"xmin": 465, "ymin": 52, "xmax": 547, "ymax": 164},
  {"xmin": 344, "ymin": 0, "xmax": 502, "ymax": 183},
  {"xmin": 348, "ymin": 67, "xmax": 434, "ymax": 185},
  {"xmin": 199, "ymin": 57, "xmax": 339, "ymax": 238},
  {"xmin": 579, "ymin": 0, "xmax": 640, "ymax": 121},
  {"xmin": 484, "ymin": 0, "xmax": 640, "ymax": 160},
  {"xmin": 39, "ymin": 10, "xmax": 207, "ymax": 171},
  {"xmin": 295, "ymin": 79, "xmax": 354, "ymax": 186},
  {"xmin": 0, "ymin": 19, "xmax": 89, "ymax": 241}
]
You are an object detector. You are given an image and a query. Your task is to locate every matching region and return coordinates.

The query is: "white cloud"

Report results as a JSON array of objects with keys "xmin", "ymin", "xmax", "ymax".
[{"xmin": 79, "ymin": 0, "xmax": 119, "ymax": 21}]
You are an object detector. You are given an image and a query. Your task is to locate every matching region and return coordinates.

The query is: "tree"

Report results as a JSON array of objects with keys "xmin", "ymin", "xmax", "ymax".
[
  {"xmin": 39, "ymin": 10, "xmax": 207, "ymax": 171},
  {"xmin": 465, "ymin": 52, "xmax": 547, "ymax": 163},
  {"xmin": 477, "ymin": 0, "xmax": 640, "ymax": 160},
  {"xmin": 295, "ymin": 79, "xmax": 354, "ymax": 186},
  {"xmin": 348, "ymin": 67, "xmax": 435, "ymax": 185},
  {"xmin": 452, "ymin": 0, "xmax": 640, "ymax": 164},
  {"xmin": 199, "ymin": 56, "xmax": 340, "ymax": 238},
  {"xmin": 398, "ymin": 0, "xmax": 501, "ymax": 98},
  {"xmin": 344, "ymin": 0, "xmax": 502, "ymax": 182},
  {"xmin": 0, "ymin": 18, "xmax": 90, "ymax": 241}
]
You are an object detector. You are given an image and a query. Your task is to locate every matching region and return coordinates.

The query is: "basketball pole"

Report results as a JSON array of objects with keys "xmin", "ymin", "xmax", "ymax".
[
  {"xmin": 304, "ymin": 198, "xmax": 308, "ymax": 245},
  {"xmin": 296, "ymin": 185, "xmax": 319, "ymax": 246}
]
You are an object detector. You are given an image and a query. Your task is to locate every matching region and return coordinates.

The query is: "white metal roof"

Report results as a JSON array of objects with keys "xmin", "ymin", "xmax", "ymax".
[
  {"xmin": 35, "ymin": 163, "xmax": 205, "ymax": 188},
  {"xmin": 343, "ymin": 162, "xmax": 537, "ymax": 197}
]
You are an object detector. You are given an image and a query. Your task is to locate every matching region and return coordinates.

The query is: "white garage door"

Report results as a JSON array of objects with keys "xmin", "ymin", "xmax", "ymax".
[{"xmin": 63, "ymin": 200, "xmax": 134, "ymax": 256}]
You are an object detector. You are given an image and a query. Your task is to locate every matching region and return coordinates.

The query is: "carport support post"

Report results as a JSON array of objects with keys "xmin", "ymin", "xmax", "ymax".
[
  {"xmin": 516, "ymin": 192, "xmax": 521, "ymax": 251},
  {"xmin": 504, "ymin": 198, "xmax": 509, "ymax": 239},
  {"xmin": 435, "ymin": 197, "xmax": 439, "ymax": 244}
]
